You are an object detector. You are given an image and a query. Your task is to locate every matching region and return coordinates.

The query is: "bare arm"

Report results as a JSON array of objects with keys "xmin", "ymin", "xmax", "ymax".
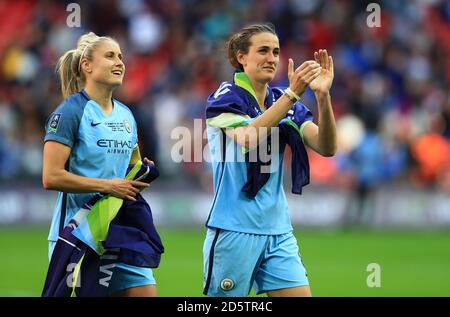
[
  {"xmin": 42, "ymin": 141, "xmax": 148, "ymax": 201},
  {"xmin": 225, "ymin": 60, "xmax": 322, "ymax": 149},
  {"xmin": 302, "ymin": 93, "xmax": 337, "ymax": 156},
  {"xmin": 303, "ymin": 50, "xmax": 337, "ymax": 157}
]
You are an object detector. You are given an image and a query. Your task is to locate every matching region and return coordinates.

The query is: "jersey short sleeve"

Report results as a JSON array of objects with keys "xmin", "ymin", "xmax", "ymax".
[{"xmin": 44, "ymin": 99, "xmax": 84, "ymax": 148}]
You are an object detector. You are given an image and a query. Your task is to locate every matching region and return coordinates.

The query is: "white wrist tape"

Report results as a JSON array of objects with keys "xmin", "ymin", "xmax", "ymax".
[{"xmin": 284, "ymin": 87, "xmax": 301, "ymax": 102}]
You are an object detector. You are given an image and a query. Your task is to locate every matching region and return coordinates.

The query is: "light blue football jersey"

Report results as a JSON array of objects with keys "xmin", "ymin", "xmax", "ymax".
[
  {"xmin": 204, "ymin": 72, "xmax": 312, "ymax": 235},
  {"xmin": 205, "ymin": 128, "xmax": 291, "ymax": 235},
  {"xmin": 44, "ymin": 90, "xmax": 138, "ymax": 242}
]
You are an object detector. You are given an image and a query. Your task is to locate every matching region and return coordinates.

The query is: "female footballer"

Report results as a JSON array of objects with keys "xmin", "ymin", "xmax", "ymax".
[
  {"xmin": 42, "ymin": 32, "xmax": 157, "ymax": 297},
  {"xmin": 203, "ymin": 23, "xmax": 336, "ymax": 297}
]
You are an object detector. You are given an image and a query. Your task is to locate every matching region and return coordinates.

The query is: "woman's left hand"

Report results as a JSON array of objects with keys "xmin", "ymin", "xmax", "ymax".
[{"xmin": 309, "ymin": 49, "xmax": 334, "ymax": 94}]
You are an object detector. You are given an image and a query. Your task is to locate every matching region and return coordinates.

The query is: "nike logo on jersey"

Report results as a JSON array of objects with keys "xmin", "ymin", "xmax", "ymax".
[{"xmin": 91, "ymin": 122, "xmax": 102, "ymax": 127}]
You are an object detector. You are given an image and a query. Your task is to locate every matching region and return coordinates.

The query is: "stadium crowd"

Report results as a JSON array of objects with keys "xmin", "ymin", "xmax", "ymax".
[{"xmin": 0, "ymin": 0, "xmax": 449, "ymax": 193}]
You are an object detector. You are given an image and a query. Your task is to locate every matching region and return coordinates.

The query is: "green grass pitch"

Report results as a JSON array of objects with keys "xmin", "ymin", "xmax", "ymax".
[{"xmin": 1, "ymin": 227, "xmax": 449, "ymax": 296}]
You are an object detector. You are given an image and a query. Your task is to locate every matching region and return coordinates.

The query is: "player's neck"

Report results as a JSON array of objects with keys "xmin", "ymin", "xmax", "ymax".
[
  {"xmin": 250, "ymin": 79, "xmax": 268, "ymax": 111},
  {"xmin": 84, "ymin": 84, "xmax": 114, "ymax": 115}
]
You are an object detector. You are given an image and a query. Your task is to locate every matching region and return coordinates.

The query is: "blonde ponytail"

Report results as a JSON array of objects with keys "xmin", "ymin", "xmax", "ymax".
[
  {"xmin": 55, "ymin": 32, "xmax": 117, "ymax": 99},
  {"xmin": 56, "ymin": 49, "xmax": 80, "ymax": 99}
]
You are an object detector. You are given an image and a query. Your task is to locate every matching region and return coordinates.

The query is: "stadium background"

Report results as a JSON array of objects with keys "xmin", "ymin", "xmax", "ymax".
[{"xmin": 0, "ymin": 0, "xmax": 449, "ymax": 296}]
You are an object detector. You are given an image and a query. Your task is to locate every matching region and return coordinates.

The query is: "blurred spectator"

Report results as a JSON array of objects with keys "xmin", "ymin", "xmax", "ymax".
[{"xmin": 410, "ymin": 113, "xmax": 450, "ymax": 190}]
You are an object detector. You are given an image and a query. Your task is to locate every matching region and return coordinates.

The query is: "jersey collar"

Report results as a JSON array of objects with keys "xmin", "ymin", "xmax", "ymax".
[
  {"xmin": 80, "ymin": 89, "xmax": 90, "ymax": 101},
  {"xmin": 80, "ymin": 89, "xmax": 116, "ymax": 115},
  {"xmin": 233, "ymin": 71, "xmax": 274, "ymax": 112}
]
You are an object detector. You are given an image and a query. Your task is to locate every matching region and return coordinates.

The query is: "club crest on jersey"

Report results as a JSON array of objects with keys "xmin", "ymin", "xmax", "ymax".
[
  {"xmin": 220, "ymin": 278, "xmax": 235, "ymax": 291},
  {"xmin": 48, "ymin": 113, "xmax": 61, "ymax": 133},
  {"xmin": 123, "ymin": 120, "xmax": 132, "ymax": 133}
]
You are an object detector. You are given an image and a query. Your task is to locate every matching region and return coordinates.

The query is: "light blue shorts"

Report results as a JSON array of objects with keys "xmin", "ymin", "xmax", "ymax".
[
  {"xmin": 203, "ymin": 228, "xmax": 309, "ymax": 296},
  {"xmin": 48, "ymin": 241, "xmax": 155, "ymax": 295},
  {"xmin": 107, "ymin": 262, "xmax": 155, "ymax": 295}
]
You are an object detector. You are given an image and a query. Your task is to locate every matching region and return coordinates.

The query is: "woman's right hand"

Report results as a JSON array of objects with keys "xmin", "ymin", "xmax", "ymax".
[
  {"xmin": 287, "ymin": 59, "xmax": 322, "ymax": 97},
  {"xmin": 106, "ymin": 178, "xmax": 149, "ymax": 201}
]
